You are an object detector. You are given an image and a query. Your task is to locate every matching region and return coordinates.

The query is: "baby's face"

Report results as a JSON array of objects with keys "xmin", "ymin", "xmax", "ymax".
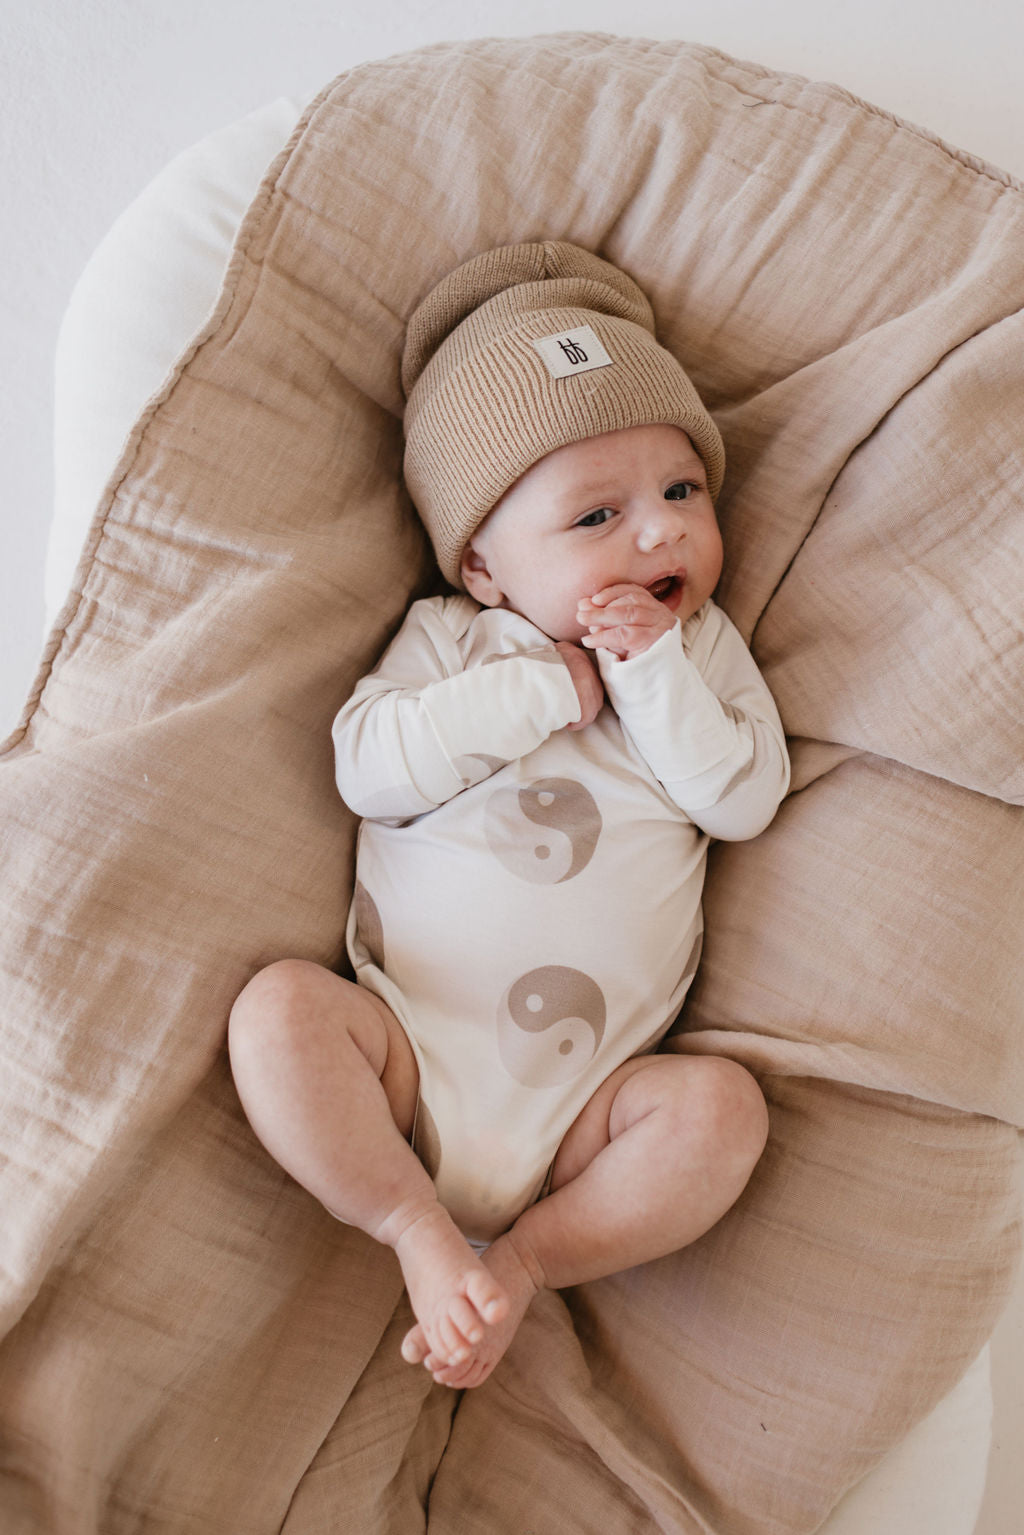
[{"xmin": 460, "ymin": 424, "xmax": 724, "ymax": 644}]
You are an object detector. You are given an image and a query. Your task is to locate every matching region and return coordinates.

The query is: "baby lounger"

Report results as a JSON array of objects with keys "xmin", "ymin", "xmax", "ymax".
[{"xmin": 4, "ymin": 35, "xmax": 1023, "ymax": 1535}]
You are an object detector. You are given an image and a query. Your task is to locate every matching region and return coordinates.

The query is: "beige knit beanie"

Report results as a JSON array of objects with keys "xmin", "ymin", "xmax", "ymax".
[{"xmin": 401, "ymin": 241, "xmax": 725, "ymax": 587}]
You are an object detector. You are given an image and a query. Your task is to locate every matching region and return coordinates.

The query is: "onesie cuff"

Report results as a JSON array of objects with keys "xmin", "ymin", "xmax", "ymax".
[
  {"xmin": 597, "ymin": 620, "xmax": 745, "ymax": 783},
  {"xmin": 422, "ymin": 649, "xmax": 581, "ymax": 783}
]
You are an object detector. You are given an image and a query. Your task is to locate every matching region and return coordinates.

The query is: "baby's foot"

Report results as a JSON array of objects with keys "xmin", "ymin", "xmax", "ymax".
[
  {"xmin": 390, "ymin": 1204, "xmax": 510, "ymax": 1372},
  {"xmin": 414, "ymin": 1228, "xmax": 544, "ymax": 1389}
]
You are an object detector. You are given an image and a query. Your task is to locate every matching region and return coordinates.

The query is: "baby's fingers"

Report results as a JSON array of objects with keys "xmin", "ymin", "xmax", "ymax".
[
  {"xmin": 582, "ymin": 610, "xmax": 677, "ymax": 659},
  {"xmin": 581, "ymin": 582, "xmax": 650, "ymax": 609},
  {"xmin": 580, "ymin": 624, "xmax": 645, "ymax": 658},
  {"xmin": 580, "ymin": 589, "xmax": 660, "ymax": 632},
  {"xmin": 578, "ymin": 586, "xmax": 677, "ymax": 659}
]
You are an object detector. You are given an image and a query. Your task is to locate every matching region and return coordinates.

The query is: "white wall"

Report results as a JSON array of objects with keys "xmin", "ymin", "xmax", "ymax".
[{"xmin": 1, "ymin": 2, "xmax": 1022, "ymax": 1529}]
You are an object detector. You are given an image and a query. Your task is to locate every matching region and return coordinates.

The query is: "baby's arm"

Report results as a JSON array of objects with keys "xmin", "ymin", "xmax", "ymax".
[
  {"xmin": 333, "ymin": 597, "xmax": 598, "ymax": 822},
  {"xmin": 590, "ymin": 594, "xmax": 790, "ymax": 841}
]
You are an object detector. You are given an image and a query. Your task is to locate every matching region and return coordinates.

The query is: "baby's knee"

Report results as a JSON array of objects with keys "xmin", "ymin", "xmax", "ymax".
[
  {"xmin": 712, "ymin": 1057, "xmax": 768, "ymax": 1159},
  {"xmin": 662, "ymin": 1055, "xmax": 769, "ymax": 1175},
  {"xmin": 228, "ymin": 958, "xmax": 321, "ymax": 1053}
]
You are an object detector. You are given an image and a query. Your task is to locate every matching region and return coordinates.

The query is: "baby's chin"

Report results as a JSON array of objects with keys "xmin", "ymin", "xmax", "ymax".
[{"xmin": 552, "ymin": 618, "xmax": 593, "ymax": 647}]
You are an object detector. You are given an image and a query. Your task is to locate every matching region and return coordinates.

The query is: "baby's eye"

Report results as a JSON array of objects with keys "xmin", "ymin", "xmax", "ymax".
[
  {"xmin": 664, "ymin": 481, "xmax": 698, "ymax": 501},
  {"xmin": 575, "ymin": 506, "xmax": 615, "ymax": 528}
]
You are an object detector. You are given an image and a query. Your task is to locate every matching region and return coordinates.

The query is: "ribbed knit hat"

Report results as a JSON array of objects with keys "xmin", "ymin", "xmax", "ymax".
[{"xmin": 401, "ymin": 241, "xmax": 725, "ymax": 587}]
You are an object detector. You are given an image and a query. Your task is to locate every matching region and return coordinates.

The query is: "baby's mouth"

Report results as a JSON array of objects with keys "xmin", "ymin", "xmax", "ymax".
[{"xmin": 646, "ymin": 573, "xmax": 684, "ymax": 607}]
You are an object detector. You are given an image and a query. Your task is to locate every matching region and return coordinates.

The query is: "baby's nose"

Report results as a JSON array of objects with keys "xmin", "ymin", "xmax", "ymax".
[{"xmin": 637, "ymin": 504, "xmax": 685, "ymax": 551}]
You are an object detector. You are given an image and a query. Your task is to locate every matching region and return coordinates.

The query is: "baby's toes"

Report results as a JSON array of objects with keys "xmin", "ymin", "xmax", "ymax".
[
  {"xmin": 431, "ymin": 1353, "xmax": 492, "ymax": 1390},
  {"xmin": 465, "ymin": 1267, "xmax": 509, "ymax": 1326},
  {"xmin": 435, "ymin": 1311, "xmax": 473, "ymax": 1367},
  {"xmin": 448, "ymin": 1292, "xmax": 486, "ymax": 1346},
  {"xmin": 422, "ymin": 1344, "xmax": 471, "ymax": 1387},
  {"xmin": 400, "ymin": 1322, "xmax": 430, "ymax": 1365},
  {"xmin": 429, "ymin": 1355, "xmax": 476, "ymax": 1389}
]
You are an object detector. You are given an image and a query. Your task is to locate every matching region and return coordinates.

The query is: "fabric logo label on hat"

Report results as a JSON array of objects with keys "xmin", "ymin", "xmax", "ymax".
[{"xmin": 533, "ymin": 325, "xmax": 613, "ymax": 379}]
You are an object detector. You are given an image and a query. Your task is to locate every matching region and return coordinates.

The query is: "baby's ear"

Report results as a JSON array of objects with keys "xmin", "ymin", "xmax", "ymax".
[{"xmin": 460, "ymin": 542, "xmax": 504, "ymax": 607}]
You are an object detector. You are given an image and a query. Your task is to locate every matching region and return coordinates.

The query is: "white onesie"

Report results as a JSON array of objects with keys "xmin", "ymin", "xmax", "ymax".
[{"xmin": 333, "ymin": 595, "xmax": 789, "ymax": 1245}]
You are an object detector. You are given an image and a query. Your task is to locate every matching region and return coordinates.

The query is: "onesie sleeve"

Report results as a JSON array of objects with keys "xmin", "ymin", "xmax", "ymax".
[
  {"xmin": 596, "ymin": 602, "xmax": 790, "ymax": 841},
  {"xmin": 333, "ymin": 597, "xmax": 581, "ymax": 822}
]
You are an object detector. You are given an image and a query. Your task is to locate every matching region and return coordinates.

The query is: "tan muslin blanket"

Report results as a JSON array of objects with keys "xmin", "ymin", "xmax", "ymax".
[{"xmin": 1, "ymin": 34, "xmax": 1022, "ymax": 1535}]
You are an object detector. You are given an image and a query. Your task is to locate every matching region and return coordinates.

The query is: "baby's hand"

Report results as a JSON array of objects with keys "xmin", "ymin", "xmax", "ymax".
[
  {"xmin": 553, "ymin": 641, "xmax": 605, "ymax": 730},
  {"xmin": 577, "ymin": 584, "xmax": 678, "ymax": 661}
]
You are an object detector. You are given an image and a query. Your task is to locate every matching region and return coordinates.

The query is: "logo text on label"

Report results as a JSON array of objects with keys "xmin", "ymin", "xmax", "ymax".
[{"xmin": 532, "ymin": 325, "xmax": 613, "ymax": 379}]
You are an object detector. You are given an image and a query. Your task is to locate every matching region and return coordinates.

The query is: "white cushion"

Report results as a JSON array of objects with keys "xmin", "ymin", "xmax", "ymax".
[
  {"xmin": 824, "ymin": 1348, "xmax": 992, "ymax": 1534},
  {"xmin": 49, "ymin": 96, "xmax": 301, "ymax": 625}
]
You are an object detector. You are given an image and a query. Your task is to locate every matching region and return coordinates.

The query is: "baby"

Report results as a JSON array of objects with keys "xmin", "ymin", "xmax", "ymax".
[{"xmin": 229, "ymin": 243, "xmax": 790, "ymax": 1389}]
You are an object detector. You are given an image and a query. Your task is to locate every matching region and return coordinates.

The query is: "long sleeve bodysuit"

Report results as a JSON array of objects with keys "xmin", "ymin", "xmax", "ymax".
[{"xmin": 333, "ymin": 594, "xmax": 789, "ymax": 1245}]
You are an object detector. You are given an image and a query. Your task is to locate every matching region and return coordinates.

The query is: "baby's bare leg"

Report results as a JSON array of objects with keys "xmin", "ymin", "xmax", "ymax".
[
  {"xmin": 228, "ymin": 959, "xmax": 508, "ymax": 1368},
  {"xmin": 420, "ymin": 1054, "xmax": 768, "ymax": 1388}
]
